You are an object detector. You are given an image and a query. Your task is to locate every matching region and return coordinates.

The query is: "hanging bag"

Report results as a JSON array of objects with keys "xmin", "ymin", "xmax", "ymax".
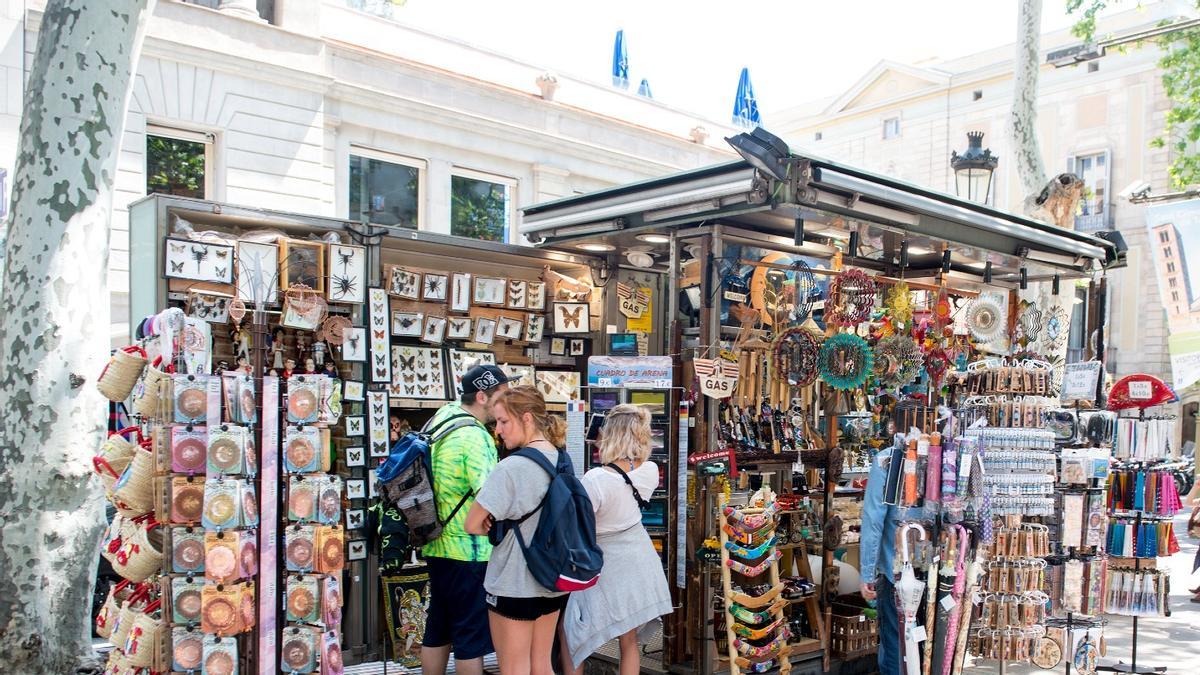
[
  {"xmin": 131, "ymin": 356, "xmax": 172, "ymax": 419},
  {"xmin": 95, "ymin": 579, "xmax": 137, "ymax": 639},
  {"xmin": 113, "ymin": 520, "xmax": 164, "ymax": 582},
  {"xmin": 93, "ymin": 427, "xmax": 143, "ymax": 492},
  {"xmin": 98, "ymin": 346, "xmax": 149, "ymax": 402},
  {"xmin": 123, "ymin": 598, "xmax": 164, "ymax": 668},
  {"xmin": 109, "ymin": 585, "xmax": 151, "ymax": 657},
  {"xmin": 111, "ymin": 444, "xmax": 157, "ymax": 516}
]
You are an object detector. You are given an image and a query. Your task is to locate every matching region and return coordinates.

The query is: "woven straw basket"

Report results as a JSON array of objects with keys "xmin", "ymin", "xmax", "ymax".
[
  {"xmin": 93, "ymin": 428, "xmax": 142, "ymax": 492},
  {"xmin": 131, "ymin": 358, "xmax": 170, "ymax": 419},
  {"xmin": 110, "ymin": 446, "xmax": 156, "ymax": 516},
  {"xmin": 113, "ymin": 524, "xmax": 163, "ymax": 583},
  {"xmin": 122, "ymin": 599, "xmax": 163, "ymax": 667},
  {"xmin": 97, "ymin": 346, "xmax": 147, "ymax": 403}
]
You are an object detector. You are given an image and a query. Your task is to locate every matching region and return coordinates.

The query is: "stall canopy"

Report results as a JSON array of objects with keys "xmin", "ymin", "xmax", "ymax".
[{"xmin": 521, "ymin": 140, "xmax": 1124, "ymax": 284}]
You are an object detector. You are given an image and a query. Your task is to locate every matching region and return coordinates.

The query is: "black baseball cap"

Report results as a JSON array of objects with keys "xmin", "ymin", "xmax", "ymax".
[{"xmin": 462, "ymin": 364, "xmax": 510, "ymax": 398}]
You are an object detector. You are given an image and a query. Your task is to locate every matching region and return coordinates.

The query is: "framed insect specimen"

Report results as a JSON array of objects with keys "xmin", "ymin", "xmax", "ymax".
[
  {"xmin": 390, "ymin": 345, "xmax": 447, "ymax": 400},
  {"xmin": 345, "ymin": 480, "xmax": 366, "ymax": 500},
  {"xmin": 527, "ymin": 281, "xmax": 546, "ymax": 311},
  {"xmin": 569, "ymin": 339, "xmax": 586, "ymax": 356},
  {"xmin": 553, "ymin": 302, "xmax": 589, "ymax": 334},
  {"xmin": 341, "ymin": 327, "xmax": 366, "ymax": 362},
  {"xmin": 473, "ymin": 276, "xmax": 507, "ymax": 306},
  {"xmin": 526, "ymin": 314, "xmax": 545, "ymax": 343},
  {"xmin": 345, "ymin": 416, "xmax": 365, "ymax": 436},
  {"xmin": 347, "ymin": 540, "xmax": 367, "ymax": 561},
  {"xmin": 496, "ymin": 315, "xmax": 524, "ymax": 342},
  {"xmin": 550, "ymin": 337, "xmax": 566, "ymax": 356},
  {"xmin": 536, "ymin": 370, "xmax": 581, "ymax": 403},
  {"xmin": 422, "ymin": 315, "xmax": 447, "ymax": 345},
  {"xmin": 344, "ymin": 446, "xmax": 365, "ymax": 467},
  {"xmin": 186, "ymin": 290, "xmax": 231, "ymax": 323},
  {"xmin": 278, "ymin": 239, "xmax": 325, "ymax": 293},
  {"xmin": 473, "ymin": 317, "xmax": 496, "ymax": 345},
  {"xmin": 327, "ymin": 244, "xmax": 365, "ymax": 304},
  {"xmin": 448, "ymin": 350, "xmax": 496, "ymax": 397},
  {"xmin": 392, "ymin": 311, "xmax": 424, "ymax": 338},
  {"xmin": 507, "ymin": 279, "xmax": 528, "ymax": 309},
  {"xmin": 164, "ymin": 237, "xmax": 235, "ymax": 284},
  {"xmin": 235, "ymin": 241, "xmax": 278, "ymax": 303},
  {"xmin": 390, "ymin": 267, "xmax": 420, "ymax": 300},
  {"xmin": 422, "ymin": 273, "xmax": 449, "ymax": 303},
  {"xmin": 502, "ymin": 364, "xmax": 537, "ymax": 388},
  {"xmin": 343, "ymin": 380, "xmax": 364, "ymax": 401},
  {"xmin": 368, "ymin": 390, "xmax": 390, "ymax": 457},
  {"xmin": 447, "ymin": 317, "xmax": 473, "ymax": 340},
  {"xmin": 450, "ymin": 272, "xmax": 472, "ymax": 313}
]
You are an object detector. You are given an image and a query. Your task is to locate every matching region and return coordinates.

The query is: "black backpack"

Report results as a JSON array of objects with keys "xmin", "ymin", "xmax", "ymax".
[{"xmin": 490, "ymin": 448, "xmax": 603, "ymax": 592}]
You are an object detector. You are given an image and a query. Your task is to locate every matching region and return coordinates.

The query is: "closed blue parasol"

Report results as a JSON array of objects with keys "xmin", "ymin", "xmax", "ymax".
[
  {"xmin": 612, "ymin": 29, "xmax": 629, "ymax": 89},
  {"xmin": 732, "ymin": 67, "xmax": 761, "ymax": 128},
  {"xmin": 638, "ymin": 78, "xmax": 652, "ymax": 98}
]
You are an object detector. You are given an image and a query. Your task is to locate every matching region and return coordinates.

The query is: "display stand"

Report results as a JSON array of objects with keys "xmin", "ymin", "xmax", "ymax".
[{"xmin": 718, "ymin": 491, "xmax": 790, "ymax": 675}]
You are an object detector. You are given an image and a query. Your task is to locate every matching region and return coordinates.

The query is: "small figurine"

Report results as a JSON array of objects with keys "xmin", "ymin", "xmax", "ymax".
[
  {"xmin": 237, "ymin": 355, "xmax": 252, "ymax": 375},
  {"xmin": 312, "ymin": 340, "xmax": 327, "ymax": 368},
  {"xmin": 322, "ymin": 361, "xmax": 339, "ymax": 380},
  {"xmin": 282, "ymin": 358, "xmax": 296, "ymax": 381},
  {"xmin": 231, "ymin": 325, "xmax": 251, "ymax": 363},
  {"xmin": 304, "ymin": 357, "xmax": 317, "ymax": 374},
  {"xmin": 390, "ymin": 415, "xmax": 403, "ymax": 443},
  {"xmin": 271, "ymin": 327, "xmax": 286, "ymax": 370}
]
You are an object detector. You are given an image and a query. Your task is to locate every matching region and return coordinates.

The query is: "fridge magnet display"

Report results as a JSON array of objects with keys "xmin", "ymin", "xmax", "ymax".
[
  {"xmin": 287, "ymin": 377, "xmax": 321, "ymax": 424},
  {"xmin": 368, "ymin": 287, "xmax": 392, "ymax": 384},
  {"xmin": 527, "ymin": 281, "xmax": 546, "ymax": 310},
  {"xmin": 346, "ymin": 479, "xmax": 366, "ymax": 500},
  {"xmin": 447, "ymin": 317, "xmax": 472, "ymax": 340},
  {"xmin": 550, "ymin": 337, "xmax": 567, "ymax": 356},
  {"xmin": 392, "ymin": 311, "xmax": 423, "ymax": 338},
  {"xmin": 450, "ymin": 272, "xmax": 472, "ymax": 312},
  {"xmin": 501, "ymin": 364, "xmax": 536, "ymax": 388},
  {"xmin": 535, "ymin": 370, "xmax": 581, "ymax": 403},
  {"xmin": 569, "ymin": 339, "xmax": 586, "ymax": 356},
  {"xmin": 279, "ymin": 239, "xmax": 325, "ymax": 294},
  {"xmin": 327, "ymin": 243, "xmax": 366, "ymax": 304},
  {"xmin": 496, "ymin": 315, "xmax": 524, "ymax": 342},
  {"xmin": 553, "ymin": 302, "xmax": 589, "ymax": 334},
  {"xmin": 235, "ymin": 240, "xmax": 279, "ymax": 304},
  {"xmin": 345, "ymin": 446, "xmax": 365, "ymax": 467},
  {"xmin": 391, "ymin": 345, "xmax": 447, "ymax": 400},
  {"xmin": 422, "ymin": 315, "xmax": 447, "ymax": 345},
  {"xmin": 390, "ymin": 267, "xmax": 420, "ymax": 300},
  {"xmin": 164, "ymin": 237, "xmax": 235, "ymax": 284},
  {"xmin": 343, "ymin": 380, "xmax": 364, "ymax": 401},
  {"xmin": 345, "ymin": 416, "xmax": 364, "ymax": 436},
  {"xmin": 507, "ymin": 279, "xmax": 528, "ymax": 309},
  {"xmin": 526, "ymin": 314, "xmax": 545, "ymax": 343},
  {"xmin": 448, "ymin": 350, "xmax": 496, "ymax": 397},
  {"xmin": 473, "ymin": 317, "xmax": 496, "ymax": 345},
  {"xmin": 473, "ymin": 276, "xmax": 507, "ymax": 306},
  {"xmin": 422, "ymin": 272, "xmax": 449, "ymax": 303}
]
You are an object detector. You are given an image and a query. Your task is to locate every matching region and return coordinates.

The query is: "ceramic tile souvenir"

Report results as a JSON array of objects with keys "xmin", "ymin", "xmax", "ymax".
[
  {"xmin": 202, "ymin": 635, "xmax": 239, "ymax": 674},
  {"xmin": 202, "ymin": 479, "xmax": 243, "ymax": 530},
  {"xmin": 286, "ymin": 524, "xmax": 317, "ymax": 572},
  {"xmin": 171, "ymin": 425, "xmax": 208, "ymax": 474},
  {"xmin": 447, "ymin": 350, "xmax": 496, "ymax": 397},
  {"xmin": 473, "ymin": 276, "xmax": 507, "ymax": 306},
  {"xmin": 164, "ymin": 237, "xmax": 234, "ymax": 284},
  {"xmin": 368, "ymin": 287, "xmax": 392, "ymax": 383},
  {"xmin": 287, "ymin": 376, "xmax": 321, "ymax": 424},
  {"xmin": 447, "ymin": 316, "xmax": 472, "ymax": 340},
  {"xmin": 327, "ymin": 244, "xmax": 366, "ymax": 304},
  {"xmin": 236, "ymin": 240, "xmax": 278, "ymax": 304},
  {"xmin": 170, "ymin": 477, "xmax": 206, "ymax": 525},
  {"xmin": 173, "ymin": 374, "xmax": 210, "ymax": 423},
  {"xmin": 552, "ymin": 302, "xmax": 589, "ymax": 334},
  {"xmin": 207, "ymin": 424, "xmax": 249, "ymax": 476},
  {"xmin": 450, "ymin": 272, "xmax": 472, "ymax": 313},
  {"xmin": 204, "ymin": 530, "xmax": 241, "ymax": 583},
  {"xmin": 390, "ymin": 345, "xmax": 447, "ymax": 400},
  {"xmin": 284, "ymin": 426, "xmax": 323, "ymax": 474},
  {"xmin": 286, "ymin": 575, "xmax": 321, "ymax": 624},
  {"xmin": 170, "ymin": 576, "xmax": 204, "ymax": 624},
  {"xmin": 389, "ymin": 267, "xmax": 420, "ymax": 300},
  {"xmin": 171, "ymin": 526, "xmax": 206, "ymax": 574}
]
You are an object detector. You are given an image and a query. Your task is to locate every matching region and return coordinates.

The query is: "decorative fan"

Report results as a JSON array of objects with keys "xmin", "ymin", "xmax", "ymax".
[
  {"xmin": 874, "ymin": 335, "xmax": 924, "ymax": 388},
  {"xmin": 320, "ymin": 316, "xmax": 353, "ymax": 345},
  {"xmin": 965, "ymin": 295, "xmax": 1004, "ymax": 342},
  {"xmin": 826, "ymin": 269, "xmax": 876, "ymax": 327},
  {"xmin": 885, "ymin": 282, "xmax": 914, "ymax": 326},
  {"xmin": 1015, "ymin": 300, "xmax": 1044, "ymax": 346},
  {"xmin": 1042, "ymin": 305, "xmax": 1070, "ymax": 352},
  {"xmin": 817, "ymin": 332, "xmax": 875, "ymax": 391},
  {"xmin": 773, "ymin": 327, "xmax": 821, "ymax": 387},
  {"xmin": 1107, "ymin": 374, "xmax": 1179, "ymax": 410}
]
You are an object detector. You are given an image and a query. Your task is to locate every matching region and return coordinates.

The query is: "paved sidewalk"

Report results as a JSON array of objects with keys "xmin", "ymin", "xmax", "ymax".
[{"xmin": 964, "ymin": 512, "xmax": 1200, "ymax": 674}]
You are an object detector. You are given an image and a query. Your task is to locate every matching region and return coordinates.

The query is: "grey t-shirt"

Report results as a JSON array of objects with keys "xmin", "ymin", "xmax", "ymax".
[{"xmin": 474, "ymin": 447, "xmax": 566, "ymax": 598}]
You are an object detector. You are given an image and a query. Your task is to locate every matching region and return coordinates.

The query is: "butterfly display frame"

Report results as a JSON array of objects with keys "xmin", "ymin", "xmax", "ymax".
[
  {"xmin": 448, "ymin": 349, "xmax": 497, "ymax": 397},
  {"xmin": 569, "ymin": 338, "xmax": 586, "ymax": 356},
  {"xmin": 496, "ymin": 315, "xmax": 524, "ymax": 342},
  {"xmin": 368, "ymin": 287, "xmax": 392, "ymax": 384},
  {"xmin": 526, "ymin": 314, "xmax": 545, "ymax": 343},
  {"xmin": 422, "ymin": 315, "xmax": 447, "ymax": 345},
  {"xmin": 450, "ymin": 272, "xmax": 472, "ymax": 313},
  {"xmin": 392, "ymin": 311, "xmax": 424, "ymax": 338},
  {"xmin": 391, "ymin": 345, "xmax": 447, "ymax": 400},
  {"xmin": 278, "ymin": 239, "xmax": 326, "ymax": 294},
  {"xmin": 327, "ymin": 243, "xmax": 366, "ymax": 304},
  {"xmin": 507, "ymin": 279, "xmax": 528, "ymax": 309},
  {"xmin": 473, "ymin": 276, "xmax": 507, "ymax": 306},
  {"xmin": 447, "ymin": 316, "xmax": 473, "ymax": 341},
  {"xmin": 550, "ymin": 337, "xmax": 567, "ymax": 356},
  {"xmin": 501, "ymin": 364, "xmax": 537, "ymax": 388},
  {"xmin": 422, "ymin": 272, "xmax": 449, "ymax": 303},
  {"xmin": 536, "ymin": 370, "xmax": 582, "ymax": 403},
  {"xmin": 553, "ymin": 302, "xmax": 589, "ymax": 334},
  {"xmin": 527, "ymin": 281, "xmax": 547, "ymax": 311},
  {"xmin": 390, "ymin": 267, "xmax": 420, "ymax": 300},
  {"xmin": 164, "ymin": 237, "xmax": 235, "ymax": 284},
  {"xmin": 343, "ymin": 380, "xmax": 364, "ymax": 401},
  {"xmin": 235, "ymin": 240, "xmax": 279, "ymax": 304}
]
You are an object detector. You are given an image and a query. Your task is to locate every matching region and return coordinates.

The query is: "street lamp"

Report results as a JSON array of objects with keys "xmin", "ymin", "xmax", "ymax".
[{"xmin": 951, "ymin": 132, "xmax": 998, "ymax": 204}]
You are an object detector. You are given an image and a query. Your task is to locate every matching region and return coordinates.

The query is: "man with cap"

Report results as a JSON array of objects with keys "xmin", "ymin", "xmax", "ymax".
[{"xmin": 420, "ymin": 364, "xmax": 510, "ymax": 675}]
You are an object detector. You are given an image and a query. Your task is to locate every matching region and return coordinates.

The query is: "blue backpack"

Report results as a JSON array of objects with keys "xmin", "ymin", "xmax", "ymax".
[{"xmin": 491, "ymin": 448, "xmax": 604, "ymax": 592}]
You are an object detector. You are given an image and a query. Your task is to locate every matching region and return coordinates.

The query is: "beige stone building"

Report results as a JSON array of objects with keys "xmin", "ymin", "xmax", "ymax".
[{"xmin": 771, "ymin": 1, "xmax": 1197, "ymax": 385}]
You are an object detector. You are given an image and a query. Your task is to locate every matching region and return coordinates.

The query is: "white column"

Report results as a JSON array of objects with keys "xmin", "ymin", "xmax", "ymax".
[
  {"xmin": 218, "ymin": 0, "xmax": 266, "ymax": 22},
  {"xmin": 425, "ymin": 158, "xmax": 452, "ymax": 235}
]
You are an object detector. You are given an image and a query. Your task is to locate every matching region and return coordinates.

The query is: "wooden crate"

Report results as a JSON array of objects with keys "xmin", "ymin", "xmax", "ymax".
[{"xmin": 828, "ymin": 596, "xmax": 878, "ymax": 660}]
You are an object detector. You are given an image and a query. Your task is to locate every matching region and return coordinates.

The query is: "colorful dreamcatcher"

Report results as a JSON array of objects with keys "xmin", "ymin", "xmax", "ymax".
[
  {"xmin": 965, "ymin": 294, "xmax": 1004, "ymax": 342},
  {"xmin": 826, "ymin": 269, "xmax": 876, "ymax": 327},
  {"xmin": 773, "ymin": 326, "xmax": 821, "ymax": 387},
  {"xmin": 1042, "ymin": 305, "xmax": 1070, "ymax": 352},
  {"xmin": 874, "ymin": 335, "xmax": 924, "ymax": 388},
  {"xmin": 933, "ymin": 287, "xmax": 953, "ymax": 331},
  {"xmin": 818, "ymin": 332, "xmax": 875, "ymax": 391},
  {"xmin": 924, "ymin": 347, "xmax": 950, "ymax": 385},
  {"xmin": 885, "ymin": 281, "xmax": 914, "ymax": 326},
  {"xmin": 1015, "ymin": 300, "xmax": 1044, "ymax": 347}
]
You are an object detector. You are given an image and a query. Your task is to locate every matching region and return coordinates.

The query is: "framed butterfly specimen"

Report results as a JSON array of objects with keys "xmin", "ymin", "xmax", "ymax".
[
  {"xmin": 422, "ymin": 315, "xmax": 447, "ymax": 345},
  {"xmin": 346, "ymin": 479, "xmax": 367, "ymax": 500},
  {"xmin": 342, "ymin": 380, "xmax": 364, "ymax": 401},
  {"xmin": 450, "ymin": 272, "xmax": 472, "ymax": 313},
  {"xmin": 569, "ymin": 339, "xmax": 586, "ymax": 356},
  {"xmin": 473, "ymin": 276, "xmax": 507, "ymax": 306},
  {"xmin": 235, "ymin": 240, "xmax": 279, "ymax": 304},
  {"xmin": 527, "ymin": 281, "xmax": 546, "ymax": 310},
  {"xmin": 553, "ymin": 302, "xmax": 589, "ymax": 334},
  {"xmin": 368, "ymin": 390, "xmax": 390, "ymax": 456},
  {"xmin": 448, "ymin": 349, "xmax": 496, "ymax": 397},
  {"xmin": 346, "ymin": 539, "xmax": 368, "ymax": 561},
  {"xmin": 368, "ymin": 287, "xmax": 392, "ymax": 384},
  {"xmin": 390, "ymin": 345, "xmax": 447, "ymax": 400},
  {"xmin": 550, "ymin": 337, "xmax": 567, "ymax": 356},
  {"xmin": 164, "ymin": 237, "xmax": 234, "ymax": 284},
  {"xmin": 344, "ymin": 446, "xmax": 365, "ymax": 467},
  {"xmin": 392, "ymin": 311, "xmax": 424, "ymax": 338},
  {"xmin": 507, "ymin": 279, "xmax": 528, "ymax": 309},
  {"xmin": 422, "ymin": 273, "xmax": 449, "ymax": 303},
  {"xmin": 447, "ymin": 317, "xmax": 473, "ymax": 340},
  {"xmin": 390, "ymin": 267, "xmax": 420, "ymax": 300},
  {"xmin": 327, "ymin": 244, "xmax": 366, "ymax": 304},
  {"xmin": 525, "ymin": 314, "xmax": 545, "ymax": 343},
  {"xmin": 279, "ymin": 239, "xmax": 325, "ymax": 294},
  {"xmin": 473, "ymin": 317, "xmax": 496, "ymax": 345},
  {"xmin": 341, "ymin": 327, "xmax": 367, "ymax": 362},
  {"xmin": 535, "ymin": 370, "xmax": 581, "ymax": 403},
  {"xmin": 501, "ymin": 364, "xmax": 537, "ymax": 387},
  {"xmin": 496, "ymin": 316, "xmax": 524, "ymax": 342},
  {"xmin": 345, "ymin": 416, "xmax": 365, "ymax": 436}
]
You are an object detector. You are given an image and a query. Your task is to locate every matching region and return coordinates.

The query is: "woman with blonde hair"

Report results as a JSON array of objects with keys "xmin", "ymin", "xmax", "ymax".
[
  {"xmin": 464, "ymin": 385, "xmax": 572, "ymax": 675},
  {"xmin": 558, "ymin": 403, "xmax": 672, "ymax": 675}
]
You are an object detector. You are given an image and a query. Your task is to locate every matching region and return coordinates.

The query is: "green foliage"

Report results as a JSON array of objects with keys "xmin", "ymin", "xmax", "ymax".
[
  {"xmin": 146, "ymin": 135, "xmax": 205, "ymax": 198},
  {"xmin": 450, "ymin": 176, "xmax": 508, "ymax": 242},
  {"xmin": 1068, "ymin": 1, "xmax": 1200, "ymax": 188}
]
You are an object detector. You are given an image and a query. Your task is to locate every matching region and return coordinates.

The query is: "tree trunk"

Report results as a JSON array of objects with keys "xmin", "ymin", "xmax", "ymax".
[
  {"xmin": 1011, "ymin": 0, "xmax": 1048, "ymax": 197},
  {"xmin": 0, "ymin": 1, "xmax": 155, "ymax": 671}
]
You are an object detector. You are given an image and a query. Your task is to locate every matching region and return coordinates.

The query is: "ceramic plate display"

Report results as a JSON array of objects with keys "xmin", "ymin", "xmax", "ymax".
[
  {"xmin": 391, "ymin": 345, "xmax": 447, "ymax": 400},
  {"xmin": 284, "ymin": 426, "xmax": 322, "ymax": 473},
  {"xmin": 286, "ymin": 524, "xmax": 316, "ymax": 572},
  {"xmin": 450, "ymin": 272, "xmax": 472, "ymax": 312},
  {"xmin": 473, "ymin": 276, "xmax": 507, "ymax": 306},
  {"xmin": 448, "ymin": 349, "xmax": 497, "ymax": 397},
  {"xmin": 507, "ymin": 279, "xmax": 528, "ymax": 309},
  {"xmin": 496, "ymin": 315, "xmax": 524, "ymax": 342},
  {"xmin": 207, "ymin": 425, "xmax": 247, "ymax": 476},
  {"xmin": 287, "ymin": 575, "xmax": 321, "ymax": 623},
  {"xmin": 204, "ymin": 532, "xmax": 240, "ymax": 584},
  {"xmin": 173, "ymin": 375, "xmax": 209, "ymax": 424},
  {"xmin": 281, "ymin": 626, "xmax": 319, "ymax": 674},
  {"xmin": 289, "ymin": 476, "xmax": 316, "ymax": 522},
  {"xmin": 390, "ymin": 267, "xmax": 420, "ymax": 300},
  {"xmin": 171, "ymin": 478, "xmax": 206, "ymax": 524},
  {"xmin": 203, "ymin": 480, "xmax": 243, "ymax": 530},
  {"xmin": 172, "ymin": 627, "xmax": 204, "ymax": 671},
  {"xmin": 317, "ymin": 477, "xmax": 343, "ymax": 526},
  {"xmin": 447, "ymin": 317, "xmax": 472, "ymax": 340},
  {"xmin": 422, "ymin": 315, "xmax": 447, "ymax": 345},
  {"xmin": 392, "ymin": 311, "xmax": 423, "ymax": 338},
  {"xmin": 423, "ymin": 273, "xmax": 449, "ymax": 303},
  {"xmin": 535, "ymin": 370, "xmax": 581, "ymax": 403},
  {"xmin": 202, "ymin": 636, "xmax": 238, "ymax": 675},
  {"xmin": 164, "ymin": 237, "xmax": 234, "ymax": 284},
  {"xmin": 552, "ymin": 302, "xmax": 589, "ymax": 334},
  {"xmin": 526, "ymin": 314, "xmax": 545, "ymax": 343},
  {"xmin": 171, "ymin": 526, "xmax": 206, "ymax": 573},
  {"xmin": 327, "ymin": 244, "xmax": 366, "ymax": 304},
  {"xmin": 171, "ymin": 577, "xmax": 204, "ymax": 624},
  {"xmin": 287, "ymin": 376, "xmax": 321, "ymax": 424},
  {"xmin": 171, "ymin": 425, "xmax": 208, "ymax": 474}
]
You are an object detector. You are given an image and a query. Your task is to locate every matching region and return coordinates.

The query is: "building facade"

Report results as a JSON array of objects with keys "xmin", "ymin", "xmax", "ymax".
[
  {"xmin": 771, "ymin": 1, "xmax": 1197, "ymax": 385},
  {"xmin": 2, "ymin": 0, "xmax": 736, "ymax": 344}
]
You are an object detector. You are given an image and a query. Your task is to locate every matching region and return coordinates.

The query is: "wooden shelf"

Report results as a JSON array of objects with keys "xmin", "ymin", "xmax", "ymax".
[
  {"xmin": 787, "ymin": 638, "xmax": 823, "ymax": 656},
  {"xmin": 777, "ymin": 542, "xmax": 808, "ymax": 551}
]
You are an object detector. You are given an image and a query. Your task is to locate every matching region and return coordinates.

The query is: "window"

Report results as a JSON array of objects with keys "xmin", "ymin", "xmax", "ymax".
[
  {"xmin": 1161, "ymin": 231, "xmax": 1171, "ymax": 243},
  {"xmin": 146, "ymin": 125, "xmax": 213, "ymax": 199},
  {"xmin": 882, "ymin": 117, "xmax": 901, "ymax": 140},
  {"xmin": 1088, "ymin": 62, "xmax": 1100, "ymax": 73},
  {"xmin": 1168, "ymin": 262, "xmax": 1177, "ymax": 273},
  {"xmin": 1170, "ymin": 277, "xmax": 1178, "ymax": 288},
  {"xmin": 973, "ymin": 90, "xmax": 983, "ymax": 101},
  {"xmin": 1164, "ymin": 246, "xmax": 1173, "ymax": 258},
  {"xmin": 1067, "ymin": 150, "xmax": 1110, "ymax": 230},
  {"xmin": 814, "ymin": 131, "xmax": 823, "ymax": 141},
  {"xmin": 1173, "ymin": 291, "xmax": 1180, "ymax": 302},
  {"xmin": 451, "ymin": 170, "xmax": 514, "ymax": 243},
  {"xmin": 348, "ymin": 150, "xmax": 423, "ymax": 230}
]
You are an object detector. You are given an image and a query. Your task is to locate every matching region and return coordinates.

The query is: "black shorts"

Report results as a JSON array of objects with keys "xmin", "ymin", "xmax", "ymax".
[
  {"xmin": 423, "ymin": 557, "xmax": 494, "ymax": 659},
  {"xmin": 485, "ymin": 592, "xmax": 569, "ymax": 621}
]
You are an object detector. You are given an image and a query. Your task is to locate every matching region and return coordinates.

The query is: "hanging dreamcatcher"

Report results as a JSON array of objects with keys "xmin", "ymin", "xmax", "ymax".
[
  {"xmin": 885, "ymin": 281, "xmax": 914, "ymax": 327},
  {"xmin": 281, "ymin": 284, "xmax": 328, "ymax": 332},
  {"xmin": 826, "ymin": 269, "xmax": 876, "ymax": 327},
  {"xmin": 933, "ymin": 287, "xmax": 953, "ymax": 331},
  {"xmin": 1042, "ymin": 305, "xmax": 1070, "ymax": 352},
  {"xmin": 924, "ymin": 346, "xmax": 949, "ymax": 385},
  {"xmin": 1015, "ymin": 299, "xmax": 1044, "ymax": 347},
  {"xmin": 773, "ymin": 326, "xmax": 821, "ymax": 387},
  {"xmin": 818, "ymin": 332, "xmax": 875, "ymax": 391},
  {"xmin": 965, "ymin": 294, "xmax": 1005, "ymax": 342},
  {"xmin": 874, "ymin": 335, "xmax": 924, "ymax": 389}
]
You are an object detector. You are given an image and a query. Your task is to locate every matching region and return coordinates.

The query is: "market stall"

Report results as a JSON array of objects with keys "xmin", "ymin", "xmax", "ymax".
[{"xmin": 520, "ymin": 129, "xmax": 1144, "ymax": 675}]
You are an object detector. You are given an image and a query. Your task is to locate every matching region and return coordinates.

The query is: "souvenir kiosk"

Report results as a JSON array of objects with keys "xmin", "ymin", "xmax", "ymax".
[{"xmin": 521, "ymin": 129, "xmax": 1127, "ymax": 675}]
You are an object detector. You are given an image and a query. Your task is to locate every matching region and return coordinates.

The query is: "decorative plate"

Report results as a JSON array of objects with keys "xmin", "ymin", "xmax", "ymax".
[
  {"xmin": 817, "ymin": 332, "xmax": 875, "ymax": 391},
  {"xmin": 172, "ymin": 438, "xmax": 207, "ymax": 473},
  {"xmin": 288, "ymin": 390, "xmax": 318, "ymax": 421},
  {"xmin": 204, "ymin": 649, "xmax": 235, "ymax": 675},
  {"xmin": 172, "ymin": 485, "xmax": 204, "ymax": 523},
  {"xmin": 173, "ymin": 538, "xmax": 205, "ymax": 572},
  {"xmin": 173, "ymin": 634, "xmax": 203, "ymax": 670},
  {"xmin": 287, "ymin": 587, "xmax": 315, "ymax": 620},
  {"xmin": 174, "ymin": 589, "xmax": 202, "ymax": 622},
  {"xmin": 965, "ymin": 295, "xmax": 1004, "ymax": 341},
  {"xmin": 286, "ymin": 438, "xmax": 316, "ymax": 471},
  {"xmin": 204, "ymin": 494, "xmax": 237, "ymax": 527},
  {"xmin": 287, "ymin": 537, "xmax": 314, "ymax": 570},
  {"xmin": 208, "ymin": 439, "xmax": 241, "ymax": 472},
  {"xmin": 177, "ymin": 389, "xmax": 207, "ymax": 419},
  {"xmin": 825, "ymin": 269, "xmax": 876, "ymax": 327},
  {"xmin": 202, "ymin": 597, "xmax": 237, "ymax": 633},
  {"xmin": 1032, "ymin": 637, "xmax": 1062, "ymax": 669},
  {"xmin": 206, "ymin": 544, "xmax": 238, "ymax": 581}
]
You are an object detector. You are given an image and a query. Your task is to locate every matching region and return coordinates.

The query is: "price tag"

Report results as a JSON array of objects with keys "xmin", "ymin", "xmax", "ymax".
[
  {"xmin": 597, "ymin": 377, "xmax": 614, "ymax": 388},
  {"xmin": 723, "ymin": 290, "xmax": 747, "ymax": 303},
  {"xmin": 1128, "ymin": 381, "xmax": 1153, "ymax": 400},
  {"xmin": 911, "ymin": 625, "xmax": 928, "ymax": 643},
  {"xmin": 941, "ymin": 595, "xmax": 957, "ymax": 611}
]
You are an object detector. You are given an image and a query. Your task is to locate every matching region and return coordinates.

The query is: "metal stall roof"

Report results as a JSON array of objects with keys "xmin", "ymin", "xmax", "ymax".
[{"xmin": 521, "ymin": 153, "xmax": 1124, "ymax": 285}]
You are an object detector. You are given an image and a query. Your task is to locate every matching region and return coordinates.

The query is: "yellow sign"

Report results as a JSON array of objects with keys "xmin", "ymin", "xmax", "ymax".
[{"xmin": 627, "ymin": 287, "xmax": 653, "ymax": 332}]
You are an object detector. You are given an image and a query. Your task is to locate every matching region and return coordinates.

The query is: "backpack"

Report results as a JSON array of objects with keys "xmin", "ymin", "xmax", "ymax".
[
  {"xmin": 376, "ymin": 411, "xmax": 481, "ymax": 548},
  {"xmin": 491, "ymin": 448, "xmax": 603, "ymax": 593}
]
